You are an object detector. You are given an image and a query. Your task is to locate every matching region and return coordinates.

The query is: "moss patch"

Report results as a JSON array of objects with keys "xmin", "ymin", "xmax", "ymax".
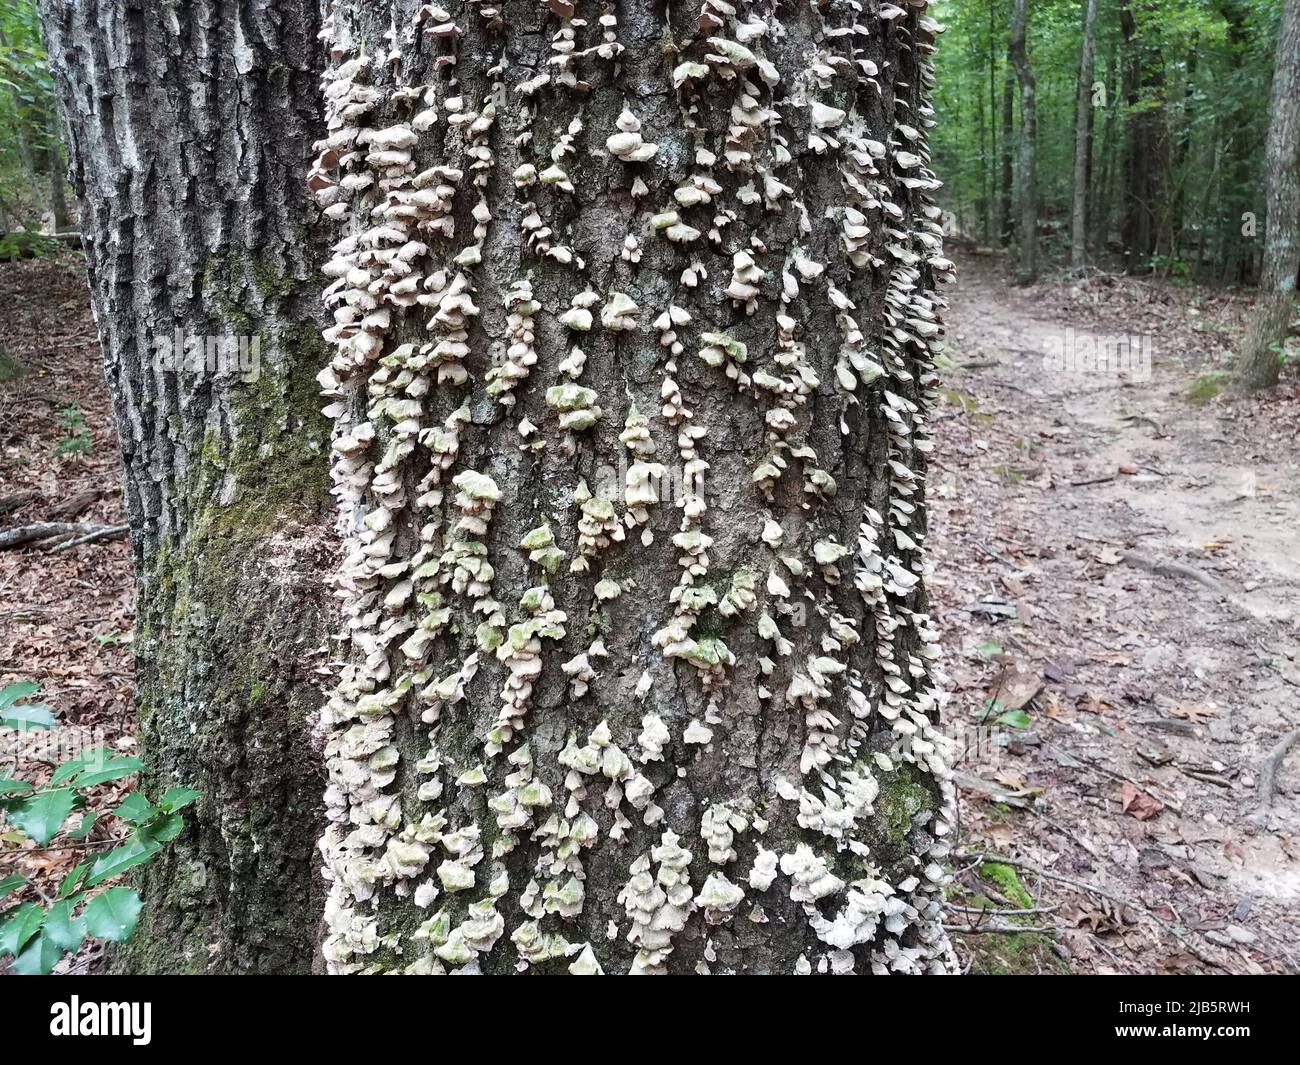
[
  {"xmin": 0, "ymin": 348, "xmax": 25, "ymax": 382},
  {"xmin": 953, "ymin": 862, "xmax": 1071, "ymax": 975},
  {"xmin": 1186, "ymin": 369, "xmax": 1228, "ymax": 405}
]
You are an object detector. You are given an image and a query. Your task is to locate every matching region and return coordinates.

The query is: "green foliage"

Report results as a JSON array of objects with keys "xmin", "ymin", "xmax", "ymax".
[
  {"xmin": 53, "ymin": 402, "xmax": 93, "ymax": 458},
  {"xmin": 931, "ymin": 0, "xmax": 1283, "ymax": 280},
  {"xmin": 0, "ymin": 679, "xmax": 196, "ymax": 974},
  {"xmin": 0, "ymin": 0, "xmax": 67, "ymax": 231}
]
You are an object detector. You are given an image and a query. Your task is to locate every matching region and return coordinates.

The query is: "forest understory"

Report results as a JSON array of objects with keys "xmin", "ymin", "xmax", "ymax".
[{"xmin": 2, "ymin": 247, "xmax": 1295, "ymax": 976}]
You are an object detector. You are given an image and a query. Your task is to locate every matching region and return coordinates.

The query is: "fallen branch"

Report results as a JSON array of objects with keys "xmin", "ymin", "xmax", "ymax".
[
  {"xmin": 0, "ymin": 492, "xmax": 37, "ymax": 516},
  {"xmin": 48, "ymin": 524, "xmax": 129, "ymax": 552},
  {"xmin": 953, "ymin": 852, "xmax": 1223, "ymax": 968},
  {"xmin": 945, "ymin": 923, "xmax": 1055, "ymax": 935},
  {"xmin": 1256, "ymin": 728, "xmax": 1300, "ymax": 810},
  {"xmin": 0, "ymin": 522, "xmax": 126, "ymax": 551},
  {"xmin": 1121, "ymin": 551, "xmax": 1229, "ymax": 595}
]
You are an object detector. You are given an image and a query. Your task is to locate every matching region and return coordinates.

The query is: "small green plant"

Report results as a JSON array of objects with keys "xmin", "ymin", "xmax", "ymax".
[
  {"xmin": 0, "ymin": 230, "xmax": 61, "ymax": 261},
  {"xmin": 0, "ymin": 680, "xmax": 197, "ymax": 974},
  {"xmin": 0, "ymin": 348, "xmax": 24, "ymax": 383},
  {"xmin": 53, "ymin": 403, "xmax": 93, "ymax": 458},
  {"xmin": 971, "ymin": 697, "xmax": 1031, "ymax": 730}
]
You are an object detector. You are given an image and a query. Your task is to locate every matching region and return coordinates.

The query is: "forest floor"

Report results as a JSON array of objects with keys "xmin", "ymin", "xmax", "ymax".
[
  {"xmin": 1, "ymin": 250, "xmax": 1297, "ymax": 975},
  {"xmin": 936, "ymin": 249, "xmax": 1300, "ymax": 975}
]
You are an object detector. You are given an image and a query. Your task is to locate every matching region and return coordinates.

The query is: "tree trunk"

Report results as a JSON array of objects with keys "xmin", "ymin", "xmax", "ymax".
[
  {"xmin": 1235, "ymin": 0, "xmax": 1300, "ymax": 391},
  {"xmin": 45, "ymin": 0, "xmax": 958, "ymax": 976},
  {"xmin": 38, "ymin": 0, "xmax": 333, "ymax": 973},
  {"xmin": 1070, "ymin": 0, "xmax": 1100, "ymax": 268},
  {"xmin": 1119, "ymin": 2, "xmax": 1166, "ymax": 271},
  {"xmin": 1010, "ymin": 0, "xmax": 1037, "ymax": 282},
  {"xmin": 313, "ymin": 0, "xmax": 957, "ymax": 976},
  {"xmin": 1000, "ymin": 67, "xmax": 1015, "ymax": 246}
]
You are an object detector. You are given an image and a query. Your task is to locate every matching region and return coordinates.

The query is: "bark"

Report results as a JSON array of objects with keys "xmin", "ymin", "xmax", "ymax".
[
  {"xmin": 43, "ymin": 0, "xmax": 958, "ymax": 976},
  {"xmin": 1235, "ymin": 0, "xmax": 1300, "ymax": 391},
  {"xmin": 313, "ymin": 0, "xmax": 956, "ymax": 975},
  {"xmin": 1070, "ymin": 0, "xmax": 1100, "ymax": 269},
  {"xmin": 1119, "ymin": 2, "xmax": 1167, "ymax": 270},
  {"xmin": 38, "ymin": 0, "xmax": 332, "ymax": 973},
  {"xmin": 1010, "ymin": 0, "xmax": 1037, "ymax": 282},
  {"xmin": 1000, "ymin": 67, "xmax": 1014, "ymax": 246}
]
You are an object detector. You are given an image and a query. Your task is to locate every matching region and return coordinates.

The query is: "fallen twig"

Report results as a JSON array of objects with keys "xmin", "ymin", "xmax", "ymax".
[
  {"xmin": 1256, "ymin": 728, "xmax": 1300, "ymax": 810},
  {"xmin": 944, "ymin": 923, "xmax": 1055, "ymax": 935},
  {"xmin": 946, "ymin": 903, "xmax": 1061, "ymax": 917},
  {"xmin": 1121, "ymin": 551, "xmax": 1229, "ymax": 595},
  {"xmin": 954, "ymin": 852, "xmax": 1223, "ymax": 968},
  {"xmin": 48, "ymin": 524, "xmax": 129, "ymax": 552}
]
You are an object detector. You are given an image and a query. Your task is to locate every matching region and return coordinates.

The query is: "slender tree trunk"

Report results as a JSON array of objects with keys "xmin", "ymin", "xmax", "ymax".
[
  {"xmin": 1119, "ymin": 3, "xmax": 1167, "ymax": 271},
  {"xmin": 44, "ymin": 0, "xmax": 958, "ymax": 976},
  {"xmin": 1091, "ymin": 38, "xmax": 1119, "ymax": 257},
  {"xmin": 39, "ymin": 0, "xmax": 332, "ymax": 973},
  {"xmin": 1000, "ymin": 67, "xmax": 1015, "ymax": 246},
  {"xmin": 1010, "ymin": 0, "xmax": 1037, "ymax": 282},
  {"xmin": 1071, "ymin": 0, "xmax": 1100, "ymax": 268},
  {"xmin": 1235, "ymin": 0, "xmax": 1300, "ymax": 391}
]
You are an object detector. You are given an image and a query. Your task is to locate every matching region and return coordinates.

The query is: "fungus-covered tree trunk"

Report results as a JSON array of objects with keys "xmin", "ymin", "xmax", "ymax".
[
  {"xmin": 1235, "ymin": 0, "xmax": 1300, "ymax": 392},
  {"xmin": 1010, "ymin": 0, "xmax": 1036, "ymax": 282},
  {"xmin": 311, "ymin": 0, "xmax": 956, "ymax": 976},
  {"xmin": 46, "ymin": 0, "xmax": 958, "ymax": 976},
  {"xmin": 39, "ymin": 0, "xmax": 332, "ymax": 973}
]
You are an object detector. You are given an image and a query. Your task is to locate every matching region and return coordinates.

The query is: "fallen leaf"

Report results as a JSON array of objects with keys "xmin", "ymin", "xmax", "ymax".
[
  {"xmin": 1119, "ymin": 781, "xmax": 1162, "ymax": 821},
  {"xmin": 987, "ymin": 663, "xmax": 1043, "ymax": 711},
  {"xmin": 1168, "ymin": 703, "xmax": 1218, "ymax": 725}
]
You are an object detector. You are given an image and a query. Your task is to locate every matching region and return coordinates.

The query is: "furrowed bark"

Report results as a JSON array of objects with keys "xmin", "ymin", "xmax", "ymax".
[
  {"xmin": 39, "ymin": 0, "xmax": 331, "ymax": 973},
  {"xmin": 314, "ymin": 0, "xmax": 957, "ymax": 975},
  {"xmin": 1235, "ymin": 0, "xmax": 1300, "ymax": 392}
]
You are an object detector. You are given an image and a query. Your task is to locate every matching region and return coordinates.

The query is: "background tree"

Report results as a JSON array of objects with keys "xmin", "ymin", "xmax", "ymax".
[
  {"xmin": 1070, "ymin": 0, "xmax": 1100, "ymax": 267},
  {"xmin": 931, "ymin": 0, "xmax": 1285, "ymax": 288},
  {"xmin": 1011, "ymin": 0, "xmax": 1039, "ymax": 281},
  {"xmin": 41, "ymin": 0, "xmax": 958, "ymax": 975},
  {"xmin": 0, "ymin": 0, "xmax": 68, "ymax": 236},
  {"xmin": 1234, "ymin": 0, "xmax": 1299, "ymax": 391}
]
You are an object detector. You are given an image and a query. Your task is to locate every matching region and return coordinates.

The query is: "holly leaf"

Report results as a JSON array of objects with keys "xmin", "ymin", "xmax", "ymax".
[
  {"xmin": 82, "ymin": 887, "xmax": 143, "ymax": 943},
  {"xmin": 57, "ymin": 862, "xmax": 89, "ymax": 900},
  {"xmin": 0, "ymin": 872, "xmax": 26, "ymax": 901},
  {"xmin": 0, "ymin": 777, "xmax": 34, "ymax": 798},
  {"xmin": 43, "ymin": 899, "xmax": 86, "ymax": 952},
  {"xmin": 11, "ymin": 931, "xmax": 63, "ymax": 974},
  {"xmin": 84, "ymin": 835, "xmax": 160, "ymax": 888},
  {"xmin": 0, "ymin": 900, "xmax": 45, "ymax": 956},
  {"xmin": 0, "ymin": 703, "xmax": 55, "ymax": 732},
  {"xmin": 0, "ymin": 680, "xmax": 39, "ymax": 707},
  {"xmin": 113, "ymin": 792, "xmax": 156, "ymax": 825},
  {"xmin": 158, "ymin": 787, "xmax": 200, "ymax": 813},
  {"xmin": 8, "ymin": 788, "xmax": 77, "ymax": 846}
]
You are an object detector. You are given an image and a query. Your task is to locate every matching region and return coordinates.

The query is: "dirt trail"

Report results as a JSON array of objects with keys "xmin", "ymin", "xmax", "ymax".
[{"xmin": 935, "ymin": 251, "xmax": 1300, "ymax": 973}]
